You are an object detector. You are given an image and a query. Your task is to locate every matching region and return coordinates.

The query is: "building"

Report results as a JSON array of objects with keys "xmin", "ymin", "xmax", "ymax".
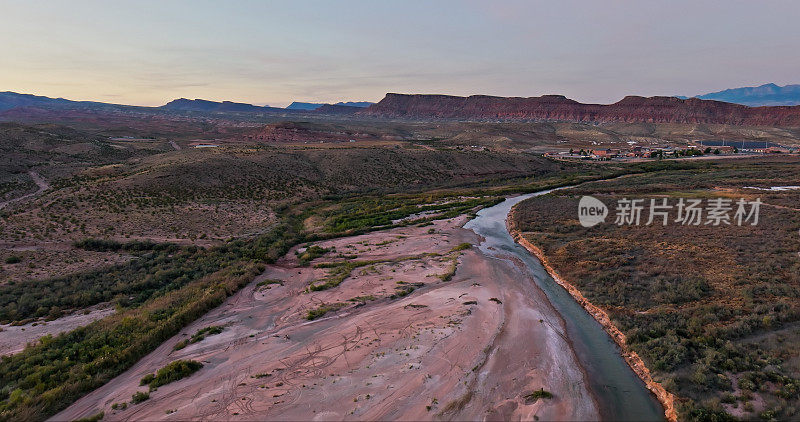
[{"xmin": 592, "ymin": 149, "xmax": 621, "ymax": 159}]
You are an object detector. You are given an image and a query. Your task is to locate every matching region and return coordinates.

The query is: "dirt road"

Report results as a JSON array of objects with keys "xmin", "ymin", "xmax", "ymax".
[{"xmin": 0, "ymin": 170, "xmax": 50, "ymax": 210}]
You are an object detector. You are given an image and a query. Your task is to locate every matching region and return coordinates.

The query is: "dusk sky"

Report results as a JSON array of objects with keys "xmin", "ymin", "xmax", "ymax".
[{"xmin": 2, "ymin": 0, "xmax": 799, "ymax": 107}]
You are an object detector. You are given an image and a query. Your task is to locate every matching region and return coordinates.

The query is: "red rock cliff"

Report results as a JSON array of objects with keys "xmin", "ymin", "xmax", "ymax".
[{"xmin": 359, "ymin": 93, "xmax": 800, "ymax": 126}]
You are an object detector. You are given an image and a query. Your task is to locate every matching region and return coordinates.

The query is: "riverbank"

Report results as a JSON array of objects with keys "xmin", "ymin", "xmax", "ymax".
[
  {"xmin": 507, "ymin": 207, "xmax": 677, "ymax": 422},
  {"xmin": 56, "ymin": 215, "xmax": 598, "ymax": 421}
]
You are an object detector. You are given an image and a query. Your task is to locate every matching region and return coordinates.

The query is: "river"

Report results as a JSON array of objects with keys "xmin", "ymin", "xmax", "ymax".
[{"xmin": 464, "ymin": 189, "xmax": 665, "ymax": 421}]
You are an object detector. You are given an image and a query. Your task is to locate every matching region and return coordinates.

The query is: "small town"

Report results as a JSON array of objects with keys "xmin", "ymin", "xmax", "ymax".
[{"xmin": 546, "ymin": 140, "xmax": 797, "ymax": 160}]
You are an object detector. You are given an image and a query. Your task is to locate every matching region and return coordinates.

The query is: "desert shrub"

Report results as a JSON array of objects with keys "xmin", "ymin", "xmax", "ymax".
[
  {"xmin": 390, "ymin": 282, "xmax": 424, "ymax": 299},
  {"xmin": 171, "ymin": 325, "xmax": 226, "ymax": 349},
  {"xmin": 450, "ymin": 243, "xmax": 471, "ymax": 252},
  {"xmin": 74, "ymin": 411, "xmax": 104, "ymax": 422},
  {"xmin": 141, "ymin": 360, "xmax": 203, "ymax": 389},
  {"xmin": 297, "ymin": 245, "xmax": 331, "ymax": 266},
  {"xmin": 173, "ymin": 339, "xmax": 190, "ymax": 350},
  {"xmin": 139, "ymin": 374, "xmax": 154, "ymax": 386},
  {"xmin": 437, "ymin": 258, "xmax": 459, "ymax": 282},
  {"xmin": 524, "ymin": 388, "xmax": 553, "ymax": 403},
  {"xmin": 73, "ymin": 238, "xmax": 176, "ymax": 253},
  {"xmin": 309, "ymin": 260, "xmax": 379, "ymax": 291},
  {"xmin": 131, "ymin": 391, "xmax": 150, "ymax": 404},
  {"xmin": 256, "ymin": 279, "xmax": 283, "ymax": 288},
  {"xmin": 306, "ymin": 303, "xmax": 346, "ymax": 320}
]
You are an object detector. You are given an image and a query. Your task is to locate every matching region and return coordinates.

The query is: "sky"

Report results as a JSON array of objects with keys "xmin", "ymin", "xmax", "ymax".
[{"xmin": 1, "ymin": 0, "xmax": 799, "ymax": 107}]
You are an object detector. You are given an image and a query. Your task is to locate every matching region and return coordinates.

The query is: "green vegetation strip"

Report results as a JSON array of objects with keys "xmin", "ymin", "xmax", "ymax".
[{"xmin": 0, "ymin": 264, "xmax": 259, "ymax": 419}]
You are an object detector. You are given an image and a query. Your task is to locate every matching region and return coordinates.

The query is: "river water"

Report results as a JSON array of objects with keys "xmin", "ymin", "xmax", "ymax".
[{"xmin": 464, "ymin": 189, "xmax": 664, "ymax": 421}]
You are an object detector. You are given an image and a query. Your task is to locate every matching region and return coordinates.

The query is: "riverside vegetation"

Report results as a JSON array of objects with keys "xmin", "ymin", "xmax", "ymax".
[
  {"xmin": 1, "ymin": 125, "xmax": 676, "ymax": 421},
  {"xmin": 0, "ymin": 116, "xmax": 771, "ymax": 420},
  {"xmin": 512, "ymin": 156, "xmax": 800, "ymax": 421}
]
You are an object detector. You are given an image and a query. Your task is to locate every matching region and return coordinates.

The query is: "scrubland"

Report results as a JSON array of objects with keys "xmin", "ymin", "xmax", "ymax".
[
  {"xmin": 512, "ymin": 157, "xmax": 800, "ymax": 420},
  {"xmin": 0, "ymin": 120, "xmax": 619, "ymax": 420},
  {"xmin": 2, "ymin": 112, "xmax": 795, "ymax": 421}
]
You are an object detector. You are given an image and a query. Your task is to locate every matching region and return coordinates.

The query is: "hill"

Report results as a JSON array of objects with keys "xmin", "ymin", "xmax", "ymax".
[
  {"xmin": 160, "ymin": 98, "xmax": 284, "ymax": 113},
  {"xmin": 693, "ymin": 83, "xmax": 800, "ymax": 107},
  {"xmin": 0, "ymin": 91, "xmax": 131, "ymax": 113},
  {"xmin": 360, "ymin": 93, "xmax": 800, "ymax": 126}
]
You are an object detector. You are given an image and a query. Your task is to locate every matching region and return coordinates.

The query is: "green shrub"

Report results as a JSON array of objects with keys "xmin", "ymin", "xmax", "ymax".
[
  {"xmin": 4, "ymin": 256, "xmax": 21, "ymax": 264},
  {"xmin": 75, "ymin": 411, "xmax": 104, "ymax": 422},
  {"xmin": 141, "ymin": 360, "xmax": 204, "ymax": 389},
  {"xmin": 437, "ymin": 258, "xmax": 458, "ymax": 282},
  {"xmin": 139, "ymin": 374, "xmax": 154, "ymax": 386},
  {"xmin": 131, "ymin": 391, "xmax": 150, "ymax": 404},
  {"xmin": 297, "ymin": 245, "xmax": 331, "ymax": 266},
  {"xmin": 306, "ymin": 303, "xmax": 346, "ymax": 320},
  {"xmin": 256, "ymin": 279, "xmax": 283, "ymax": 288},
  {"xmin": 173, "ymin": 325, "xmax": 224, "ymax": 350},
  {"xmin": 173, "ymin": 339, "xmax": 190, "ymax": 350},
  {"xmin": 450, "ymin": 243, "xmax": 472, "ymax": 252},
  {"xmin": 524, "ymin": 388, "xmax": 553, "ymax": 403}
]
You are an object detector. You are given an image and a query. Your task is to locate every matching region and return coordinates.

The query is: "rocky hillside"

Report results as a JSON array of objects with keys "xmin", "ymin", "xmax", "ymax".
[{"xmin": 360, "ymin": 93, "xmax": 800, "ymax": 126}]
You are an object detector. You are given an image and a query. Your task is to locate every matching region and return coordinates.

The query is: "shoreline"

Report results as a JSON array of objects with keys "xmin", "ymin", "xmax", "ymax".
[{"xmin": 506, "ymin": 208, "xmax": 678, "ymax": 422}]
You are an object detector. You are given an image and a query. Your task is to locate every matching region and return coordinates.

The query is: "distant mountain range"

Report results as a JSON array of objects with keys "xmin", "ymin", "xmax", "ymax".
[
  {"xmin": 0, "ymin": 91, "xmax": 129, "ymax": 113},
  {"xmin": 286, "ymin": 101, "xmax": 373, "ymax": 110},
  {"xmin": 682, "ymin": 83, "xmax": 800, "ymax": 107},
  {"xmin": 5, "ymin": 90, "xmax": 800, "ymax": 126},
  {"xmin": 162, "ymin": 98, "xmax": 286, "ymax": 113},
  {"xmin": 0, "ymin": 92, "xmax": 369, "ymax": 116}
]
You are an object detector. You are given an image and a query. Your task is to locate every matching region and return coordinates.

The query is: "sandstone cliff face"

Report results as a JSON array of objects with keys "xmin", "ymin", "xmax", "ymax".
[{"xmin": 359, "ymin": 93, "xmax": 800, "ymax": 126}]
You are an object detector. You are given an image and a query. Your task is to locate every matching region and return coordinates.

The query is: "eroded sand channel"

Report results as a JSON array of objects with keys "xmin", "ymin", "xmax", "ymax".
[{"xmin": 56, "ymin": 212, "xmax": 599, "ymax": 421}]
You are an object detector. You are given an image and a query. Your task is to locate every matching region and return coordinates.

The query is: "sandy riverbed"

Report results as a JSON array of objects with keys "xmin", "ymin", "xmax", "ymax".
[
  {"xmin": 55, "ymin": 216, "xmax": 598, "ymax": 421},
  {"xmin": 0, "ymin": 305, "xmax": 115, "ymax": 356}
]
